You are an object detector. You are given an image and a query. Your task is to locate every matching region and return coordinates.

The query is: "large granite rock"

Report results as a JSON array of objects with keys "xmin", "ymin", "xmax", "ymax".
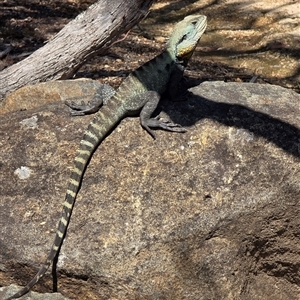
[
  {"xmin": 0, "ymin": 79, "xmax": 114, "ymax": 115},
  {"xmin": 0, "ymin": 81, "xmax": 299, "ymax": 299}
]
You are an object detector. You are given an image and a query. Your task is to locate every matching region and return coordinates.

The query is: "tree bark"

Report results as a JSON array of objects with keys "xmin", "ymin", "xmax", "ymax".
[{"xmin": 0, "ymin": 0, "xmax": 155, "ymax": 101}]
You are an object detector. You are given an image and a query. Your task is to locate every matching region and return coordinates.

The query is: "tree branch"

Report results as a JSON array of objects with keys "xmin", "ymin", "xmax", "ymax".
[{"xmin": 0, "ymin": 0, "xmax": 155, "ymax": 101}]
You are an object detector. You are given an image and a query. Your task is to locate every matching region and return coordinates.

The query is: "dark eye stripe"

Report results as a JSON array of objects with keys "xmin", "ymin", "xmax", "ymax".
[{"xmin": 179, "ymin": 34, "xmax": 187, "ymax": 44}]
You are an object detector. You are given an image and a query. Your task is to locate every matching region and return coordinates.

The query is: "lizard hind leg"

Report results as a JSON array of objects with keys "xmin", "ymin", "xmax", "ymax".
[
  {"xmin": 65, "ymin": 99, "xmax": 100, "ymax": 116},
  {"xmin": 139, "ymin": 91, "xmax": 187, "ymax": 139},
  {"xmin": 65, "ymin": 84, "xmax": 115, "ymax": 116}
]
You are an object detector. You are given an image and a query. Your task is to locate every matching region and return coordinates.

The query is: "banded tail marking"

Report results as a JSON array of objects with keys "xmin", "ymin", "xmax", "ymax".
[{"xmin": 6, "ymin": 98, "xmax": 127, "ymax": 299}]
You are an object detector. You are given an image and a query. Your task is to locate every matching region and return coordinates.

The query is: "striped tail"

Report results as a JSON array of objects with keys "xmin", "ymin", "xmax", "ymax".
[{"xmin": 7, "ymin": 102, "xmax": 126, "ymax": 299}]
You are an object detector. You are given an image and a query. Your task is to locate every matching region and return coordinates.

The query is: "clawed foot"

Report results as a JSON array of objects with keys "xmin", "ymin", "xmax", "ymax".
[
  {"xmin": 141, "ymin": 116, "xmax": 187, "ymax": 139},
  {"xmin": 65, "ymin": 99, "xmax": 103, "ymax": 116}
]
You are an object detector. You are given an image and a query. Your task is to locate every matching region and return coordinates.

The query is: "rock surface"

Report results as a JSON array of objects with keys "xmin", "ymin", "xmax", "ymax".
[
  {"xmin": 0, "ymin": 79, "xmax": 114, "ymax": 115},
  {"xmin": 0, "ymin": 81, "xmax": 299, "ymax": 299},
  {"xmin": 1, "ymin": 285, "xmax": 70, "ymax": 300}
]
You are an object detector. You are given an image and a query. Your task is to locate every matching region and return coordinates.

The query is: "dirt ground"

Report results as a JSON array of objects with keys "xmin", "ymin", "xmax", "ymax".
[{"xmin": 0, "ymin": 0, "xmax": 299, "ymax": 91}]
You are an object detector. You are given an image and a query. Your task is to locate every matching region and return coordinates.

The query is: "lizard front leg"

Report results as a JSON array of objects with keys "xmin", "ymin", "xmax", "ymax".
[{"xmin": 139, "ymin": 91, "xmax": 187, "ymax": 139}]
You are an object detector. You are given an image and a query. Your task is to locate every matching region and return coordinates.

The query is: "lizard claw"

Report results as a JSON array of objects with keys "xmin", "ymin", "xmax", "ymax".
[
  {"xmin": 142, "ymin": 117, "xmax": 187, "ymax": 135},
  {"xmin": 158, "ymin": 121, "xmax": 188, "ymax": 132}
]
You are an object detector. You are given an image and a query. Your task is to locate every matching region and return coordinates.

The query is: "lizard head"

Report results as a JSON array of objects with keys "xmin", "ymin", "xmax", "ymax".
[{"xmin": 167, "ymin": 15, "xmax": 207, "ymax": 64}]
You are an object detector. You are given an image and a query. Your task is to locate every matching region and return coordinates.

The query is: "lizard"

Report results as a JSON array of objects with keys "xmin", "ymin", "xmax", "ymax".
[{"xmin": 6, "ymin": 14, "xmax": 207, "ymax": 299}]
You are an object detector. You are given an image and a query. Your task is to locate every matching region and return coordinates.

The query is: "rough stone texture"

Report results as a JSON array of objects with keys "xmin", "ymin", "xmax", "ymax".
[
  {"xmin": 0, "ymin": 79, "xmax": 114, "ymax": 115},
  {"xmin": 1, "ymin": 285, "xmax": 70, "ymax": 300},
  {"xmin": 0, "ymin": 81, "xmax": 299, "ymax": 299}
]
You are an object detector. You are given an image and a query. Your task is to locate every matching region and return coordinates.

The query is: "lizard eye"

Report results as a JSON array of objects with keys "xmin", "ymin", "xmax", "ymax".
[{"xmin": 179, "ymin": 34, "xmax": 187, "ymax": 43}]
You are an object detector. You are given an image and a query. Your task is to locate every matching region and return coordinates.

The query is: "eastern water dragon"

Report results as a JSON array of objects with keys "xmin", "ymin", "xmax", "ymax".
[{"xmin": 6, "ymin": 14, "xmax": 207, "ymax": 299}]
